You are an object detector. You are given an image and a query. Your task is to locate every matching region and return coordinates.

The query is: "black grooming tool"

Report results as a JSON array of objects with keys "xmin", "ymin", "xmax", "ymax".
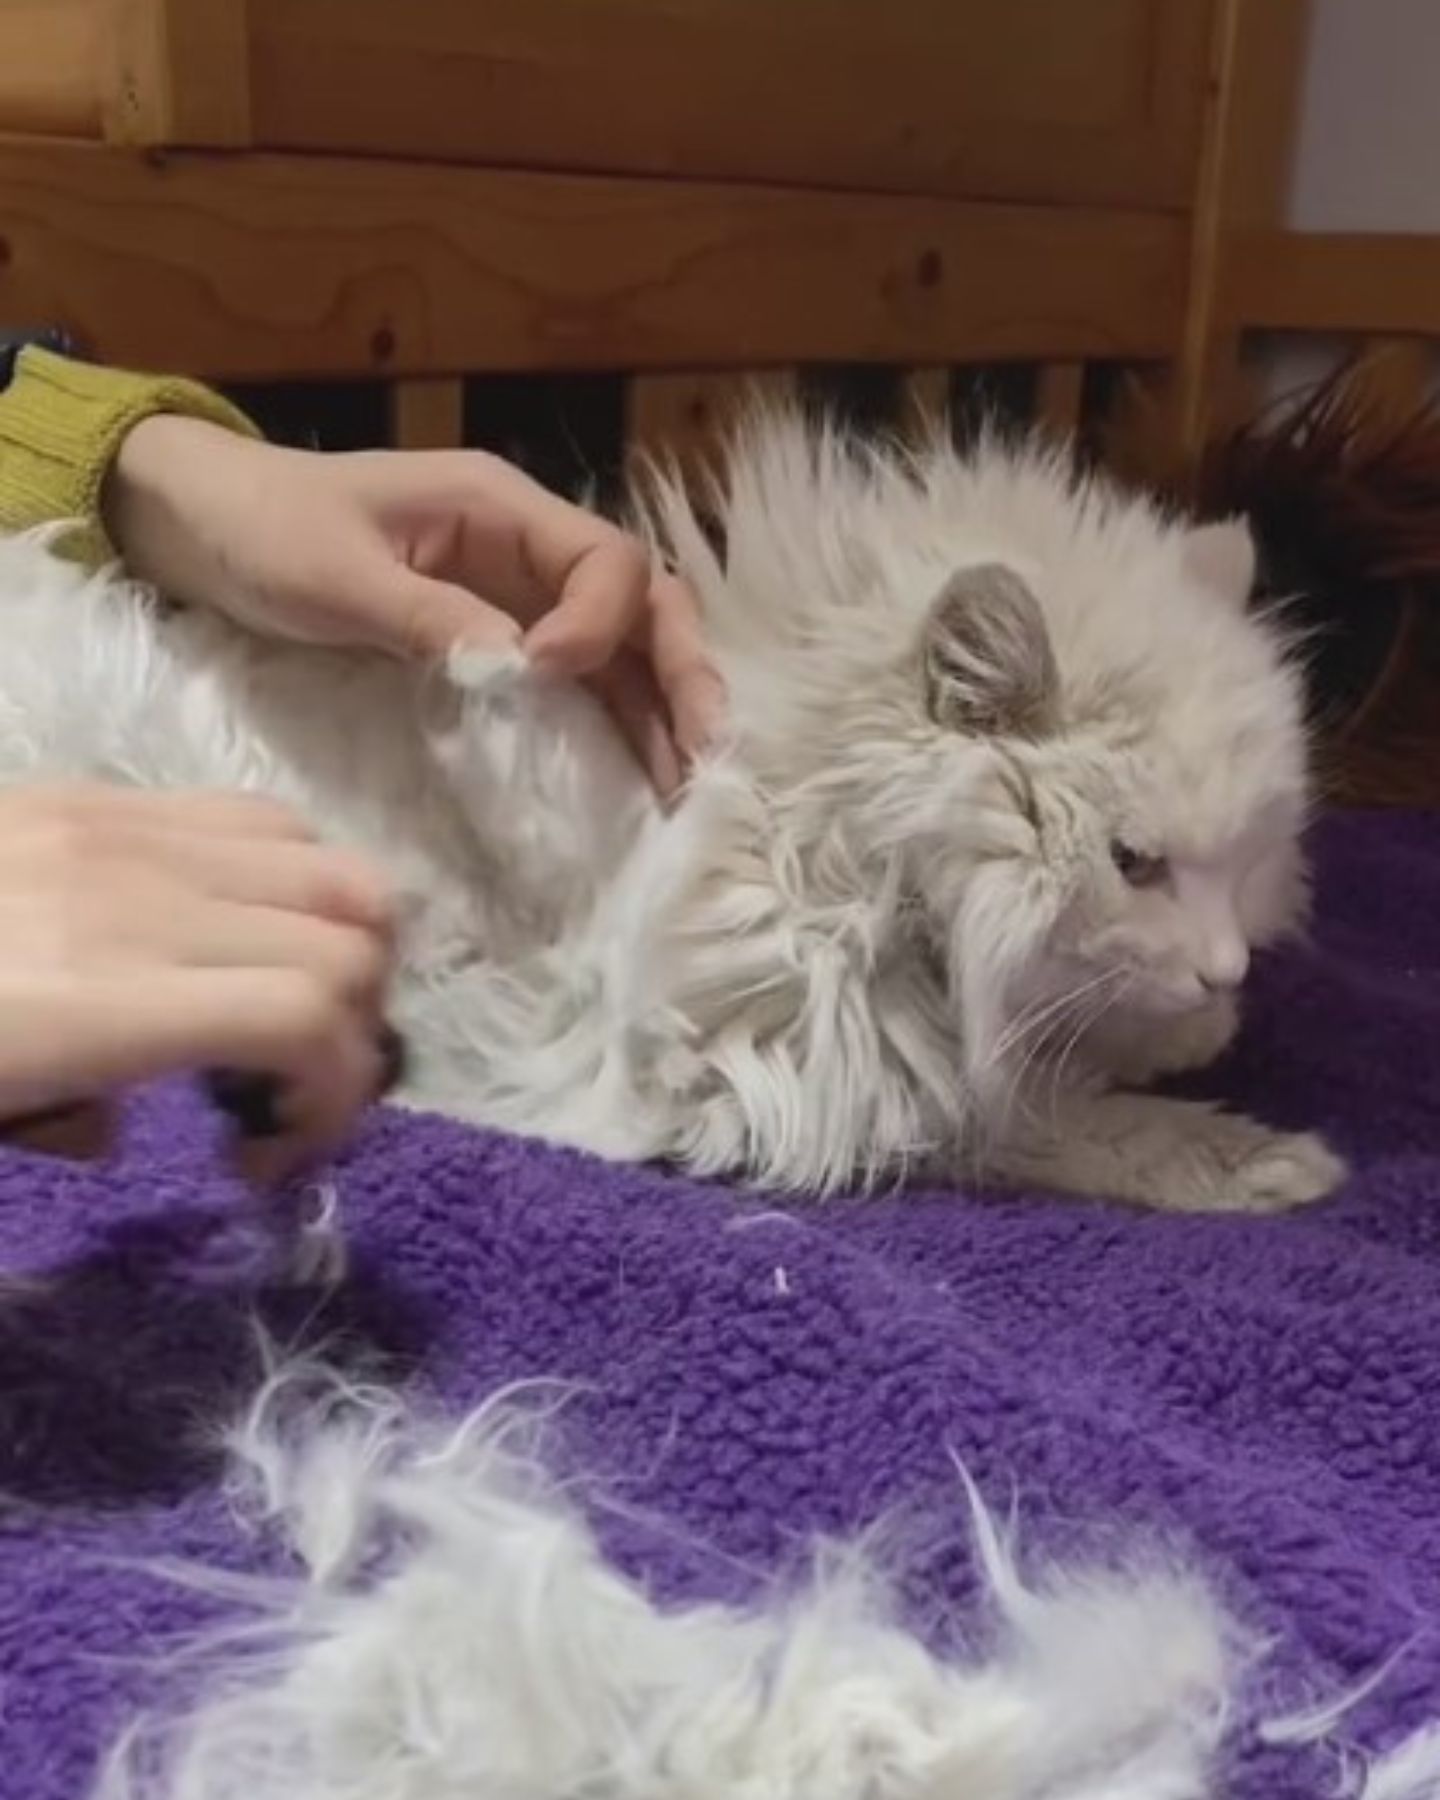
[
  {"xmin": 205, "ymin": 1024, "xmax": 409, "ymax": 1140},
  {"xmin": 204, "ymin": 1067, "xmax": 287, "ymax": 1139},
  {"xmin": 377, "ymin": 1022, "xmax": 407, "ymax": 1093}
]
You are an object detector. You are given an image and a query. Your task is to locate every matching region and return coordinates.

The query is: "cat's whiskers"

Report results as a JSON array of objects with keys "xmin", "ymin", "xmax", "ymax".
[
  {"xmin": 1040, "ymin": 971, "xmax": 1139, "ymax": 1136},
  {"xmin": 991, "ymin": 965, "xmax": 1131, "ymax": 1139},
  {"xmin": 990, "ymin": 964, "xmax": 1125, "ymax": 1068}
]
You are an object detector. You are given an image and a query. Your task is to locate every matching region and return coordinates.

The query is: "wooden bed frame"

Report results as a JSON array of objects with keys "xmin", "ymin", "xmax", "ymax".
[
  {"xmin": 9, "ymin": 1, "xmax": 1440, "ymax": 800},
  {"xmin": 0, "ymin": 0, "xmax": 1310, "ymax": 472}
]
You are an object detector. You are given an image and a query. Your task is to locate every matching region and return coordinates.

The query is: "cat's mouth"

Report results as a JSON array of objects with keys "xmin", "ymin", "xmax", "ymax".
[{"xmin": 1126, "ymin": 972, "xmax": 1238, "ymax": 1019}]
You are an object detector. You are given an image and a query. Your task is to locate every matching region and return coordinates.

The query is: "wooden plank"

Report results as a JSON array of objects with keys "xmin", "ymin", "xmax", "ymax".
[
  {"xmin": 625, "ymin": 372, "xmax": 796, "ymax": 488},
  {"xmin": 0, "ymin": 143, "xmax": 1189, "ymax": 384},
  {"xmin": 1104, "ymin": 0, "xmax": 1309, "ymax": 485},
  {"xmin": 105, "ymin": 0, "xmax": 252, "ymax": 147},
  {"xmin": 0, "ymin": 0, "xmax": 104, "ymax": 137},
  {"xmin": 1167, "ymin": 0, "xmax": 1245, "ymax": 466},
  {"xmin": 1034, "ymin": 361, "xmax": 1084, "ymax": 435},
  {"xmin": 390, "ymin": 375, "xmax": 465, "ymax": 449},
  {"xmin": 246, "ymin": 0, "xmax": 1209, "ymax": 210},
  {"xmin": 895, "ymin": 367, "xmax": 951, "ymax": 444},
  {"xmin": 1353, "ymin": 337, "xmax": 1434, "ymax": 427},
  {"xmin": 1168, "ymin": 0, "xmax": 1312, "ymax": 468},
  {"xmin": 1227, "ymin": 232, "xmax": 1440, "ymax": 337}
]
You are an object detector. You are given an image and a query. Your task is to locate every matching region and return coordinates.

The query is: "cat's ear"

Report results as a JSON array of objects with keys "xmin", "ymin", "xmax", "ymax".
[
  {"xmin": 1185, "ymin": 517, "xmax": 1255, "ymax": 607},
  {"xmin": 923, "ymin": 563, "xmax": 1057, "ymax": 738}
]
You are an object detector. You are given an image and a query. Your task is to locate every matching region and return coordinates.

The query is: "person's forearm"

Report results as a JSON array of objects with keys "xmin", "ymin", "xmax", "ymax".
[{"xmin": 0, "ymin": 347, "xmax": 257, "ymax": 564}]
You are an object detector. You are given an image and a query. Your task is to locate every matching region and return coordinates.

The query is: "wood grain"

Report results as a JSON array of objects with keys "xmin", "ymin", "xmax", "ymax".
[
  {"xmin": 390, "ymin": 376, "xmax": 465, "ymax": 450},
  {"xmin": 105, "ymin": 0, "xmax": 252, "ymax": 147},
  {"xmin": 1353, "ymin": 338, "xmax": 1436, "ymax": 427},
  {"xmin": 1228, "ymin": 232, "xmax": 1440, "ymax": 336},
  {"xmin": 0, "ymin": 143, "xmax": 1189, "ymax": 383},
  {"xmin": 245, "ymin": 0, "xmax": 1209, "ymax": 210},
  {"xmin": 1163, "ymin": 0, "xmax": 1311, "ymax": 469},
  {"xmin": 0, "ymin": 0, "xmax": 104, "ymax": 137}
]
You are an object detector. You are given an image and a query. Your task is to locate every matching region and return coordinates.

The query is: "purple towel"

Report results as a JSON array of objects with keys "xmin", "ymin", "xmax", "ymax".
[{"xmin": 2, "ymin": 810, "xmax": 1439, "ymax": 1799}]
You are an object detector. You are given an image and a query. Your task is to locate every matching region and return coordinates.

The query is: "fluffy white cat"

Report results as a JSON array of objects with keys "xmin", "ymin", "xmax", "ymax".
[{"xmin": 0, "ymin": 410, "xmax": 1342, "ymax": 1211}]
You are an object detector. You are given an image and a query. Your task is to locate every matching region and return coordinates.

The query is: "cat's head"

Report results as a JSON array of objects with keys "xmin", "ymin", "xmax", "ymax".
[{"xmin": 887, "ymin": 516, "xmax": 1309, "ymax": 1093}]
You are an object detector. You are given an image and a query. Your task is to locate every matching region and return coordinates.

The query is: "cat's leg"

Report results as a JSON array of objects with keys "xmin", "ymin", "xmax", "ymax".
[
  {"xmin": 990, "ymin": 1088, "xmax": 1344, "ymax": 1213},
  {"xmin": 1081, "ymin": 993, "xmax": 1241, "ymax": 1087},
  {"xmin": 654, "ymin": 941, "xmax": 958, "ymax": 1196},
  {"xmin": 390, "ymin": 947, "xmax": 674, "ymax": 1163},
  {"xmin": 666, "ymin": 1046, "xmax": 932, "ymax": 1195}
]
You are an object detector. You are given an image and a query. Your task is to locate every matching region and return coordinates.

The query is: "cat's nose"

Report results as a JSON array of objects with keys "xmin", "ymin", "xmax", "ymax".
[{"xmin": 1197, "ymin": 938, "xmax": 1249, "ymax": 992}]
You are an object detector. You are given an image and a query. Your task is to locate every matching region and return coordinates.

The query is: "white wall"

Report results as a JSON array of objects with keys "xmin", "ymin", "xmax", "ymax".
[
  {"xmin": 1288, "ymin": 0, "xmax": 1440, "ymax": 232},
  {"xmin": 1256, "ymin": 2, "xmax": 1440, "ymax": 400}
]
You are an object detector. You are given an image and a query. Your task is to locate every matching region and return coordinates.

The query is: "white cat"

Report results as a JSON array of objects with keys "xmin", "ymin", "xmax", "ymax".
[{"xmin": 0, "ymin": 410, "xmax": 1342, "ymax": 1212}]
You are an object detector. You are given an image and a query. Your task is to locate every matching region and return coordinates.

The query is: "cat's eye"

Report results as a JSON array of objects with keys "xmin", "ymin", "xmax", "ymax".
[{"xmin": 1111, "ymin": 841, "xmax": 1168, "ymax": 889}]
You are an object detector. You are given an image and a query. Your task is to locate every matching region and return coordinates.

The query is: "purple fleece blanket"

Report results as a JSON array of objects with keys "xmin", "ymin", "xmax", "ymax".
[{"xmin": 3, "ymin": 810, "xmax": 1440, "ymax": 1799}]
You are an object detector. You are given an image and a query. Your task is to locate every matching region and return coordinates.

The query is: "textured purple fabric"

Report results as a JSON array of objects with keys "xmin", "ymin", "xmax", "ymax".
[{"xmin": 3, "ymin": 810, "xmax": 1439, "ymax": 1799}]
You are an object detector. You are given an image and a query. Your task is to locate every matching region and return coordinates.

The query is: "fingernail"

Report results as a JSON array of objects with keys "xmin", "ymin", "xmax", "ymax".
[
  {"xmin": 682, "ymin": 675, "xmax": 730, "ymax": 760},
  {"xmin": 521, "ymin": 636, "xmax": 574, "ymax": 681}
]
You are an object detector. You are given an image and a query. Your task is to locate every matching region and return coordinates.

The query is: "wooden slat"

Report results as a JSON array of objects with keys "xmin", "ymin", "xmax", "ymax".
[
  {"xmin": 1228, "ymin": 232, "xmax": 1440, "ymax": 337},
  {"xmin": 0, "ymin": 0, "xmax": 104, "ymax": 137},
  {"xmin": 247, "ymin": 0, "xmax": 1210, "ymax": 211},
  {"xmin": 0, "ymin": 143, "xmax": 1189, "ymax": 384},
  {"xmin": 1167, "ymin": 0, "xmax": 1245, "ymax": 465},
  {"xmin": 895, "ymin": 367, "xmax": 951, "ymax": 444},
  {"xmin": 390, "ymin": 376, "xmax": 465, "ymax": 449},
  {"xmin": 1352, "ymin": 338, "xmax": 1434, "ymax": 428},
  {"xmin": 105, "ymin": 0, "xmax": 252, "ymax": 146},
  {"xmin": 1034, "ymin": 361, "xmax": 1084, "ymax": 435},
  {"xmin": 625, "ymin": 372, "xmax": 796, "ymax": 489},
  {"xmin": 1168, "ymin": 0, "xmax": 1311, "ymax": 467}
]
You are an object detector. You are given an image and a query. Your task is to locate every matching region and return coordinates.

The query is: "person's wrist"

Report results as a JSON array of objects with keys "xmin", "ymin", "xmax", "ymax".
[{"xmin": 103, "ymin": 414, "xmax": 253, "ymax": 596}]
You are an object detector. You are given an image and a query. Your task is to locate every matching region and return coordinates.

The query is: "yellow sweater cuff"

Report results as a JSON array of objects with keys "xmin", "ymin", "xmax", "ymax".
[{"xmin": 0, "ymin": 349, "xmax": 259, "ymax": 565}]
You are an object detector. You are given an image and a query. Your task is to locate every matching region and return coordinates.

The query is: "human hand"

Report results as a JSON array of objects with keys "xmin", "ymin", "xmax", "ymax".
[
  {"xmin": 107, "ymin": 417, "xmax": 726, "ymax": 797},
  {"xmin": 0, "ymin": 786, "xmax": 396, "ymax": 1182}
]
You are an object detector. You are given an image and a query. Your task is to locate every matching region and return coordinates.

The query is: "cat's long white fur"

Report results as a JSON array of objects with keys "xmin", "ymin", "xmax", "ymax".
[
  {"xmin": 0, "ymin": 413, "xmax": 1341, "ymax": 1210},
  {"xmin": 94, "ymin": 1358, "xmax": 1247, "ymax": 1800},
  {"xmin": 93, "ymin": 1361, "xmax": 1440, "ymax": 1800}
]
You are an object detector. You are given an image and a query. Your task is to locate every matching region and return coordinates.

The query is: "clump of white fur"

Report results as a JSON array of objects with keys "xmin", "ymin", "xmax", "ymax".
[
  {"xmin": 0, "ymin": 413, "xmax": 1343, "ymax": 1209},
  {"xmin": 93, "ymin": 1366, "xmax": 1440, "ymax": 1800},
  {"xmin": 95, "ymin": 1360, "xmax": 1248, "ymax": 1800}
]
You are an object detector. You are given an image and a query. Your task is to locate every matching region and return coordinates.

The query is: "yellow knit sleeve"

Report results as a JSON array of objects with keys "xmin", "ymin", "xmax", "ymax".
[{"xmin": 0, "ymin": 348, "xmax": 260, "ymax": 565}]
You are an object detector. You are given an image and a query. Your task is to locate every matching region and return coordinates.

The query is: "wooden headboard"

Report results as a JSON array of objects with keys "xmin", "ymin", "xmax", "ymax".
[{"xmin": 0, "ymin": 0, "xmax": 1309, "ymax": 470}]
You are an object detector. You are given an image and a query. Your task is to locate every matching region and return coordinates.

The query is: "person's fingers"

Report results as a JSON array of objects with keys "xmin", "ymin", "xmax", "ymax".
[
  {"xmin": 149, "ymin": 833, "xmax": 395, "ymax": 934},
  {"xmin": 370, "ymin": 450, "xmax": 629, "ymax": 631},
  {"xmin": 178, "ymin": 903, "xmax": 391, "ymax": 1011},
  {"xmin": 0, "ymin": 968, "xmax": 366, "ymax": 1091},
  {"xmin": 10, "ymin": 966, "xmax": 385, "ymax": 1182},
  {"xmin": 344, "ymin": 559, "xmax": 524, "ymax": 663},
  {"xmin": 644, "ymin": 570, "xmax": 728, "ymax": 764},
  {"xmin": 522, "ymin": 532, "xmax": 651, "ymax": 678},
  {"xmin": 0, "ymin": 783, "xmax": 398, "ymax": 1183},
  {"xmin": 588, "ymin": 652, "xmax": 685, "ymax": 801},
  {"xmin": 0, "ymin": 783, "xmax": 318, "ymax": 843},
  {"xmin": 229, "ymin": 1032, "xmax": 387, "ymax": 1187},
  {"xmin": 0, "ymin": 1099, "xmax": 114, "ymax": 1163},
  {"xmin": 132, "ymin": 790, "xmax": 319, "ymax": 841}
]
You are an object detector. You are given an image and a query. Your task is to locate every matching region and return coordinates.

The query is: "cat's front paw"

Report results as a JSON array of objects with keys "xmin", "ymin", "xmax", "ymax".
[{"xmin": 1176, "ymin": 1120, "xmax": 1345, "ymax": 1214}]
